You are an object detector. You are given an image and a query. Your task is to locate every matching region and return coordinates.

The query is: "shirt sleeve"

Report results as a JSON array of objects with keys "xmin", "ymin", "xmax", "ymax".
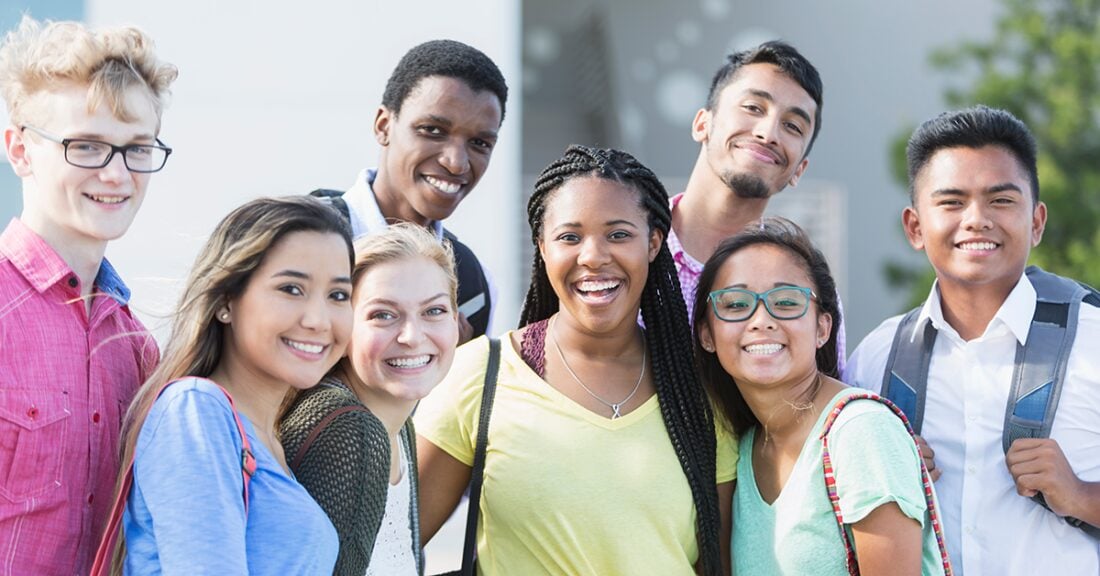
[
  {"xmin": 131, "ymin": 380, "xmax": 250, "ymax": 574},
  {"xmin": 842, "ymin": 315, "xmax": 903, "ymax": 394},
  {"xmin": 715, "ymin": 416, "xmax": 739, "ymax": 483},
  {"xmin": 827, "ymin": 400, "xmax": 928, "ymax": 527},
  {"xmin": 414, "ymin": 336, "xmax": 493, "ymax": 466}
]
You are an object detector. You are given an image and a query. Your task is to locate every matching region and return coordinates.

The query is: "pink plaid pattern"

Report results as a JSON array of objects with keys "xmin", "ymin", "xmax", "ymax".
[
  {"xmin": 819, "ymin": 390, "xmax": 953, "ymax": 576},
  {"xmin": 0, "ymin": 219, "xmax": 158, "ymax": 575}
]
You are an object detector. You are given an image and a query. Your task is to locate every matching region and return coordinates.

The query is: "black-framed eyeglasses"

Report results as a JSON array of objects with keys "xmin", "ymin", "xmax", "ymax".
[
  {"xmin": 708, "ymin": 286, "xmax": 817, "ymax": 322},
  {"xmin": 21, "ymin": 125, "xmax": 172, "ymax": 173}
]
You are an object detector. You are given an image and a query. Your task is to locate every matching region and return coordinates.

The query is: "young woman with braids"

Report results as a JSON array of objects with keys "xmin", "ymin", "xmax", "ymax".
[
  {"xmin": 416, "ymin": 145, "xmax": 734, "ymax": 575},
  {"xmin": 692, "ymin": 217, "xmax": 949, "ymax": 575}
]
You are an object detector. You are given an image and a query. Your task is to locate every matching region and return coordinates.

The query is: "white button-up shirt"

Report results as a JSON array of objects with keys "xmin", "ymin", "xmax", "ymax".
[{"xmin": 844, "ymin": 273, "xmax": 1100, "ymax": 576}]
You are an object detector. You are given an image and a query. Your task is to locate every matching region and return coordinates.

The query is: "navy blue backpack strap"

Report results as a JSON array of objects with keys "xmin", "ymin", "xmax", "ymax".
[
  {"xmin": 309, "ymin": 188, "xmax": 351, "ymax": 222},
  {"xmin": 881, "ymin": 308, "xmax": 937, "ymax": 435},
  {"xmin": 443, "ymin": 229, "xmax": 492, "ymax": 339}
]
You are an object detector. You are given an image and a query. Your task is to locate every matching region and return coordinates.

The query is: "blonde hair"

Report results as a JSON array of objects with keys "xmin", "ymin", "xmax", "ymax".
[
  {"xmin": 351, "ymin": 222, "xmax": 459, "ymax": 309},
  {"xmin": 0, "ymin": 15, "xmax": 178, "ymax": 128},
  {"xmin": 107, "ymin": 197, "xmax": 352, "ymax": 573}
]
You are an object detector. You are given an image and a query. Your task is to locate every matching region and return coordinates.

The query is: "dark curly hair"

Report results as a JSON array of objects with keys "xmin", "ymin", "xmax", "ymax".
[
  {"xmin": 522, "ymin": 144, "xmax": 722, "ymax": 576},
  {"xmin": 690, "ymin": 216, "xmax": 841, "ymax": 436},
  {"xmin": 381, "ymin": 39, "xmax": 508, "ymax": 123}
]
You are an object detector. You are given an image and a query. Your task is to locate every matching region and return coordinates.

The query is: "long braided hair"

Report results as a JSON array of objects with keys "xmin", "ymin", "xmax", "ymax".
[{"xmin": 521, "ymin": 144, "xmax": 721, "ymax": 576}]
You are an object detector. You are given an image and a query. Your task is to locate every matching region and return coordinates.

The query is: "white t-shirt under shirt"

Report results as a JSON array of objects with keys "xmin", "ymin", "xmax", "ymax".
[{"xmin": 365, "ymin": 434, "xmax": 417, "ymax": 576}]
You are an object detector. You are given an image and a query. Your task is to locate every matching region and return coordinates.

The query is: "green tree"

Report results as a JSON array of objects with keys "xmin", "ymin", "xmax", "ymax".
[{"xmin": 888, "ymin": 0, "xmax": 1100, "ymax": 308}]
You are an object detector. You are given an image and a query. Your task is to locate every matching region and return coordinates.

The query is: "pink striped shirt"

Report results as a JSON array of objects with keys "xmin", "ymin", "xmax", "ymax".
[{"xmin": 0, "ymin": 218, "xmax": 158, "ymax": 575}]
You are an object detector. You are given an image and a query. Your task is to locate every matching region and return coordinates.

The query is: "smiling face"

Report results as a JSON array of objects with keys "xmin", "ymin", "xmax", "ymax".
[
  {"xmin": 7, "ymin": 83, "xmax": 159, "ymax": 255},
  {"xmin": 903, "ymin": 145, "xmax": 1046, "ymax": 298},
  {"xmin": 693, "ymin": 63, "xmax": 815, "ymax": 199},
  {"xmin": 221, "ymin": 230, "xmax": 353, "ymax": 392},
  {"xmin": 372, "ymin": 75, "xmax": 503, "ymax": 226},
  {"xmin": 698, "ymin": 243, "xmax": 830, "ymax": 389},
  {"xmin": 538, "ymin": 176, "xmax": 662, "ymax": 335},
  {"xmin": 344, "ymin": 256, "xmax": 459, "ymax": 405}
]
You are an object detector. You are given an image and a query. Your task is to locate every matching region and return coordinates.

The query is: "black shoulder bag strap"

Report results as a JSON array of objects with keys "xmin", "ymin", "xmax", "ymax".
[
  {"xmin": 881, "ymin": 307, "xmax": 937, "ymax": 435},
  {"xmin": 460, "ymin": 337, "xmax": 501, "ymax": 575}
]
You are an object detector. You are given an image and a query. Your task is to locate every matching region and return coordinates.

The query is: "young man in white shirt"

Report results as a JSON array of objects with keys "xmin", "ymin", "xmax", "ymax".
[{"xmin": 844, "ymin": 106, "xmax": 1100, "ymax": 575}]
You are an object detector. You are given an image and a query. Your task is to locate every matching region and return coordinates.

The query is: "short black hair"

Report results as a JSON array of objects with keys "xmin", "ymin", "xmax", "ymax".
[
  {"xmin": 906, "ymin": 105, "xmax": 1039, "ymax": 204},
  {"xmin": 705, "ymin": 40, "xmax": 824, "ymax": 156},
  {"xmin": 381, "ymin": 39, "xmax": 508, "ymax": 123}
]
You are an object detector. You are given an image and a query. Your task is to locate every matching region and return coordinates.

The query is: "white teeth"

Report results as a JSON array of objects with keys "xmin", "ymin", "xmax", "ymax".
[
  {"xmin": 88, "ymin": 195, "xmax": 126, "ymax": 204},
  {"xmin": 386, "ymin": 355, "xmax": 431, "ymax": 368},
  {"xmin": 577, "ymin": 280, "xmax": 620, "ymax": 293},
  {"xmin": 959, "ymin": 242, "xmax": 998, "ymax": 251},
  {"xmin": 744, "ymin": 343, "xmax": 783, "ymax": 355},
  {"xmin": 425, "ymin": 176, "xmax": 462, "ymax": 195},
  {"xmin": 284, "ymin": 339, "xmax": 324, "ymax": 354}
]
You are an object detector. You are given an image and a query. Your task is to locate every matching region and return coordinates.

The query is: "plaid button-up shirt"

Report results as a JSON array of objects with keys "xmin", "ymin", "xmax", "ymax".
[{"xmin": 0, "ymin": 219, "xmax": 158, "ymax": 575}]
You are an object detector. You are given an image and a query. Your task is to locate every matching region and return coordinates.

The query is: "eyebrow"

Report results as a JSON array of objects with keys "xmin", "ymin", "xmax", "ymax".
[
  {"xmin": 724, "ymin": 281, "xmax": 804, "ymax": 290},
  {"xmin": 366, "ymin": 292, "xmax": 450, "ymax": 307},
  {"xmin": 930, "ymin": 182, "xmax": 1024, "ymax": 197},
  {"xmin": 744, "ymin": 89, "xmax": 813, "ymax": 128},
  {"xmin": 423, "ymin": 114, "xmax": 499, "ymax": 141},
  {"xmin": 273, "ymin": 270, "xmax": 352, "ymax": 284},
  {"xmin": 550, "ymin": 219, "xmax": 641, "ymax": 234},
  {"xmin": 70, "ymin": 132, "xmax": 157, "ymax": 143}
]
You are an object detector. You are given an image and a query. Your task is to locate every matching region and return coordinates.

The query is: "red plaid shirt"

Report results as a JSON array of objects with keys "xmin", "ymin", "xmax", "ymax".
[{"xmin": 0, "ymin": 219, "xmax": 158, "ymax": 575}]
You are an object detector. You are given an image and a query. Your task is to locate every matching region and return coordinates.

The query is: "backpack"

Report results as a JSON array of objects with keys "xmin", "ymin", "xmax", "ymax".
[
  {"xmin": 881, "ymin": 265, "xmax": 1100, "ymax": 539},
  {"xmin": 310, "ymin": 188, "xmax": 492, "ymax": 338}
]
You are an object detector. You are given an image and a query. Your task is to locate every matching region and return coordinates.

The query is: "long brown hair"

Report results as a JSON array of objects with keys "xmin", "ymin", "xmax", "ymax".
[{"xmin": 107, "ymin": 196, "xmax": 352, "ymax": 571}]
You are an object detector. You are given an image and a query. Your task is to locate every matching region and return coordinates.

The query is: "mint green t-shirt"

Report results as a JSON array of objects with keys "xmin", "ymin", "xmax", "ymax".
[{"xmin": 732, "ymin": 388, "xmax": 947, "ymax": 576}]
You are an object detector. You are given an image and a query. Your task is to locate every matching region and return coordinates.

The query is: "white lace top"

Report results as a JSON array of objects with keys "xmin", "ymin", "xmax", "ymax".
[{"xmin": 365, "ymin": 435, "xmax": 417, "ymax": 576}]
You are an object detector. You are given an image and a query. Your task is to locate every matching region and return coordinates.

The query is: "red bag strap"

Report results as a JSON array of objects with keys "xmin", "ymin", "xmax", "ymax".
[
  {"xmin": 90, "ymin": 378, "xmax": 257, "ymax": 576},
  {"xmin": 819, "ymin": 390, "xmax": 953, "ymax": 576}
]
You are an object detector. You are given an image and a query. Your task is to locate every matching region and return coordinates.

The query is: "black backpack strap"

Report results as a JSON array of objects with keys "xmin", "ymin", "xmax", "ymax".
[
  {"xmin": 443, "ymin": 229, "xmax": 492, "ymax": 339},
  {"xmin": 309, "ymin": 188, "xmax": 351, "ymax": 222},
  {"xmin": 1007, "ymin": 267, "xmax": 1100, "ymax": 538},
  {"xmin": 459, "ymin": 338, "xmax": 501, "ymax": 576},
  {"xmin": 881, "ymin": 307, "xmax": 937, "ymax": 435}
]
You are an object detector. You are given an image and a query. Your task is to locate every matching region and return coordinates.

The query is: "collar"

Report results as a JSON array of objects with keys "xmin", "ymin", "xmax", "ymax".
[
  {"xmin": 666, "ymin": 193, "xmax": 702, "ymax": 273},
  {"xmin": 914, "ymin": 272, "xmax": 1035, "ymax": 345},
  {"xmin": 0, "ymin": 218, "xmax": 131, "ymax": 305},
  {"xmin": 342, "ymin": 168, "xmax": 444, "ymax": 240}
]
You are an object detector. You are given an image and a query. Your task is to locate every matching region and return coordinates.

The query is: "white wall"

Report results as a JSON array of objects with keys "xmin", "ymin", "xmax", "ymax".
[{"xmin": 86, "ymin": 0, "xmax": 523, "ymax": 341}]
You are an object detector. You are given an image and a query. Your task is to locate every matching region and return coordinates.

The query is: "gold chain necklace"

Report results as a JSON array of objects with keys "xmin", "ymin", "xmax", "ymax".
[{"xmin": 549, "ymin": 316, "xmax": 645, "ymax": 419}]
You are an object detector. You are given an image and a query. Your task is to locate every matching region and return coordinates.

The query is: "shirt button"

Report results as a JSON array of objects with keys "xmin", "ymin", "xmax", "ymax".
[
  {"xmin": 968, "ymin": 414, "xmax": 977, "ymax": 422},
  {"xmin": 92, "ymin": 412, "xmax": 101, "ymax": 423},
  {"xmin": 68, "ymin": 276, "xmax": 78, "ymax": 288},
  {"xmin": 87, "ymin": 493, "xmax": 94, "ymax": 504},
  {"xmin": 966, "ymin": 525, "xmax": 975, "ymax": 535},
  {"xmin": 968, "ymin": 466, "xmax": 977, "ymax": 474},
  {"xmin": 26, "ymin": 406, "xmax": 38, "ymax": 419}
]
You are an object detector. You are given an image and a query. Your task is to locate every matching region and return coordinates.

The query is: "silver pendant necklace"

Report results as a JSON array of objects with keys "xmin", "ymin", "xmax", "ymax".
[{"xmin": 550, "ymin": 316, "xmax": 646, "ymax": 419}]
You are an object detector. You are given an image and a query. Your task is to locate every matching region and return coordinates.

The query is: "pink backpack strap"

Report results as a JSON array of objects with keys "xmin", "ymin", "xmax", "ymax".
[
  {"xmin": 90, "ymin": 378, "xmax": 256, "ymax": 576},
  {"xmin": 818, "ymin": 390, "xmax": 953, "ymax": 576}
]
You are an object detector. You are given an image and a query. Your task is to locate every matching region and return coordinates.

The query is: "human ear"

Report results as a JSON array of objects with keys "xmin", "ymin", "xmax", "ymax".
[
  {"xmin": 5, "ymin": 127, "xmax": 33, "ymax": 177},
  {"xmin": 1031, "ymin": 200, "xmax": 1047, "ymax": 247},
  {"xmin": 902, "ymin": 206, "xmax": 925, "ymax": 251},
  {"xmin": 816, "ymin": 311, "xmax": 833, "ymax": 349},
  {"xmin": 788, "ymin": 157, "xmax": 810, "ymax": 188},
  {"xmin": 648, "ymin": 228, "xmax": 664, "ymax": 262},
  {"xmin": 373, "ymin": 106, "xmax": 392, "ymax": 146},
  {"xmin": 691, "ymin": 108, "xmax": 711, "ymax": 144},
  {"xmin": 699, "ymin": 322, "xmax": 716, "ymax": 353}
]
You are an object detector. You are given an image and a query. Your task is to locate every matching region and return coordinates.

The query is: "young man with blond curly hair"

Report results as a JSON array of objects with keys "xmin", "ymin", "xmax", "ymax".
[{"xmin": 0, "ymin": 16, "xmax": 176, "ymax": 574}]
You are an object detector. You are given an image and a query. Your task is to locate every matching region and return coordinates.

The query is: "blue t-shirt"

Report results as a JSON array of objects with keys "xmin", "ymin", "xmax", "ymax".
[{"xmin": 122, "ymin": 378, "xmax": 338, "ymax": 574}]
